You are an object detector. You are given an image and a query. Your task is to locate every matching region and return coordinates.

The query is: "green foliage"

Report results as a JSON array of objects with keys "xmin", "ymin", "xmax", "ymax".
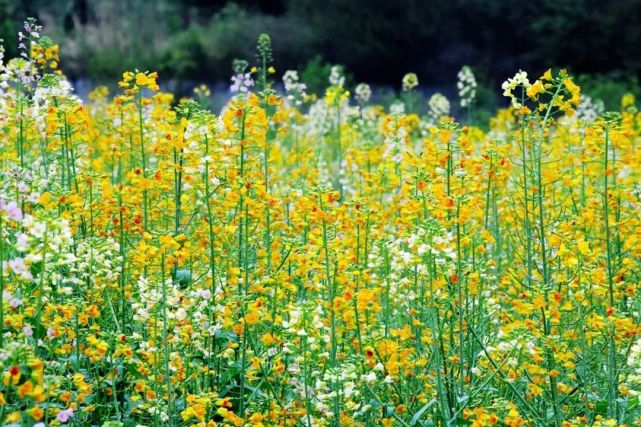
[
  {"xmin": 160, "ymin": 25, "xmax": 204, "ymax": 79},
  {"xmin": 577, "ymin": 72, "xmax": 641, "ymax": 111},
  {"xmin": 1, "ymin": 0, "xmax": 639, "ymax": 112},
  {"xmin": 0, "ymin": 0, "xmax": 32, "ymax": 58},
  {"xmin": 470, "ymin": 80, "xmax": 500, "ymax": 128},
  {"xmin": 377, "ymin": 89, "xmax": 400, "ymax": 111},
  {"xmin": 300, "ymin": 56, "xmax": 332, "ymax": 96}
]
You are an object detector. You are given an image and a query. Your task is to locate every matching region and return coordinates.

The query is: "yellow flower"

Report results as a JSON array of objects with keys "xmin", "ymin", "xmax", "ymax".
[
  {"xmin": 86, "ymin": 304, "xmax": 100, "ymax": 318},
  {"xmin": 533, "ymin": 294, "xmax": 547, "ymax": 311},
  {"xmin": 244, "ymin": 310, "xmax": 259, "ymax": 325},
  {"xmin": 563, "ymin": 78, "xmax": 581, "ymax": 105},
  {"xmin": 135, "ymin": 72, "xmax": 149, "ymax": 87},
  {"xmin": 18, "ymin": 380, "xmax": 34, "ymax": 398},
  {"xmin": 4, "ymin": 412, "xmax": 21, "ymax": 423},
  {"xmin": 29, "ymin": 405, "xmax": 45, "ymax": 421},
  {"xmin": 261, "ymin": 332, "xmax": 277, "ymax": 346},
  {"xmin": 526, "ymin": 80, "xmax": 545, "ymax": 99}
]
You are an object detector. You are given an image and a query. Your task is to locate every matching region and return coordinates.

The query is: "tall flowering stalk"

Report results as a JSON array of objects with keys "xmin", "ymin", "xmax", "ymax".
[{"xmin": 1, "ymin": 24, "xmax": 641, "ymax": 427}]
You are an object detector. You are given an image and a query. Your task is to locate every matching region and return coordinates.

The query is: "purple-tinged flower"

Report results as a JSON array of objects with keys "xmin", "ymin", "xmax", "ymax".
[
  {"xmin": 230, "ymin": 73, "xmax": 254, "ymax": 94},
  {"xmin": 10, "ymin": 296, "xmax": 22, "ymax": 308},
  {"xmin": 57, "ymin": 408, "xmax": 74, "ymax": 423},
  {"xmin": 8, "ymin": 257, "xmax": 32, "ymax": 281},
  {"xmin": 195, "ymin": 289, "xmax": 211, "ymax": 299},
  {"xmin": 4, "ymin": 201, "xmax": 22, "ymax": 221},
  {"xmin": 15, "ymin": 233, "xmax": 28, "ymax": 251}
]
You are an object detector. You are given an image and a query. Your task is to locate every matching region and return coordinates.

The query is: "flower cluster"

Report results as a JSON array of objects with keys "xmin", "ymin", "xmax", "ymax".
[
  {"xmin": 501, "ymin": 70, "xmax": 531, "ymax": 108},
  {"xmin": 282, "ymin": 70, "xmax": 307, "ymax": 106},
  {"xmin": 428, "ymin": 92, "xmax": 451, "ymax": 119},
  {"xmin": 402, "ymin": 72, "xmax": 419, "ymax": 91},
  {"xmin": 457, "ymin": 65, "xmax": 477, "ymax": 107},
  {"xmin": 0, "ymin": 21, "xmax": 639, "ymax": 427},
  {"xmin": 354, "ymin": 82, "xmax": 372, "ymax": 104}
]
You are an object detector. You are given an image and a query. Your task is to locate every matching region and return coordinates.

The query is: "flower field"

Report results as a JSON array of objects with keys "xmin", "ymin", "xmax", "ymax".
[{"xmin": 3, "ymin": 24, "xmax": 641, "ymax": 427}]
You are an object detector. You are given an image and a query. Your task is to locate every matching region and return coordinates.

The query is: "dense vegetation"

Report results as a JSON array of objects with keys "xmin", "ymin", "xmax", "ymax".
[
  {"xmin": 2, "ymin": 14, "xmax": 641, "ymax": 427},
  {"xmin": 1, "ymin": 0, "xmax": 641, "ymax": 95}
]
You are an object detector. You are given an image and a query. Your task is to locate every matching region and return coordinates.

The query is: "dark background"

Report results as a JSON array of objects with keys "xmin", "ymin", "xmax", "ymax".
[{"xmin": 2, "ymin": 0, "xmax": 641, "ymax": 107}]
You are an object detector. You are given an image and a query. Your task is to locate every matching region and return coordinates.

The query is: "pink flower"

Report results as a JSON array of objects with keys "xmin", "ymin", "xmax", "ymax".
[
  {"xmin": 4, "ymin": 201, "xmax": 23, "ymax": 221},
  {"xmin": 9, "ymin": 296, "xmax": 22, "ymax": 309},
  {"xmin": 57, "ymin": 408, "xmax": 74, "ymax": 423},
  {"xmin": 8, "ymin": 257, "xmax": 32, "ymax": 281}
]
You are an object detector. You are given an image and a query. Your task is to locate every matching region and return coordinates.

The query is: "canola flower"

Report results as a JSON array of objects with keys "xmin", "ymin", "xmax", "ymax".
[{"xmin": 1, "ymin": 21, "xmax": 641, "ymax": 427}]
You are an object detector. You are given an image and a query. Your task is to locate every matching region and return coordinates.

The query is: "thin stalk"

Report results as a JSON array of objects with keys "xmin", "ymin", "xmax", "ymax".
[
  {"xmin": 160, "ymin": 254, "xmax": 173, "ymax": 424},
  {"xmin": 603, "ymin": 126, "xmax": 619, "ymax": 419},
  {"xmin": 138, "ymin": 91, "xmax": 149, "ymax": 231},
  {"xmin": 319, "ymin": 193, "xmax": 340, "ymax": 425}
]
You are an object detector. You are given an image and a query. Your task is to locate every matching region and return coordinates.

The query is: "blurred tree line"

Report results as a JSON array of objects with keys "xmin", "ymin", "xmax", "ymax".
[{"xmin": 1, "ymin": 0, "xmax": 640, "ymax": 98}]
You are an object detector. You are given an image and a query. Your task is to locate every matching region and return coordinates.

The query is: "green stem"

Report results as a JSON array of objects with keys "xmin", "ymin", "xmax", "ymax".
[
  {"xmin": 160, "ymin": 254, "xmax": 173, "ymax": 424},
  {"xmin": 603, "ymin": 126, "xmax": 619, "ymax": 419}
]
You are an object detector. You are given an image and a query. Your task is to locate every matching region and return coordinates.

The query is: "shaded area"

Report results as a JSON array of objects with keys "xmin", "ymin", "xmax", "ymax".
[{"xmin": 1, "ymin": 0, "xmax": 640, "ymax": 99}]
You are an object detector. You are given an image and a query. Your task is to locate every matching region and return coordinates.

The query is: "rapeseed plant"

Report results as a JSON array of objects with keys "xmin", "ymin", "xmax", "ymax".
[{"xmin": 0, "ymin": 21, "xmax": 641, "ymax": 427}]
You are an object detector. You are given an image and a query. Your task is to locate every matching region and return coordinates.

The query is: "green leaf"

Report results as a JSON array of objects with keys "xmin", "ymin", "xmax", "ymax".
[{"xmin": 410, "ymin": 399, "xmax": 437, "ymax": 426}]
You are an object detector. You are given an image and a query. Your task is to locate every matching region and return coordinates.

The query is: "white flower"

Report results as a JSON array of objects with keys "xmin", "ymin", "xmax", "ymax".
[
  {"xmin": 363, "ymin": 372, "xmax": 377, "ymax": 383},
  {"xmin": 428, "ymin": 93, "xmax": 450, "ymax": 119},
  {"xmin": 402, "ymin": 73, "xmax": 419, "ymax": 91},
  {"xmin": 457, "ymin": 65, "xmax": 477, "ymax": 108},
  {"xmin": 230, "ymin": 73, "xmax": 254, "ymax": 93},
  {"xmin": 355, "ymin": 83, "xmax": 371, "ymax": 104},
  {"xmin": 390, "ymin": 101, "xmax": 405, "ymax": 116},
  {"xmin": 329, "ymin": 66, "xmax": 345, "ymax": 87},
  {"xmin": 575, "ymin": 95, "xmax": 604, "ymax": 123},
  {"xmin": 283, "ymin": 70, "xmax": 307, "ymax": 105},
  {"xmin": 501, "ymin": 70, "xmax": 531, "ymax": 109}
]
